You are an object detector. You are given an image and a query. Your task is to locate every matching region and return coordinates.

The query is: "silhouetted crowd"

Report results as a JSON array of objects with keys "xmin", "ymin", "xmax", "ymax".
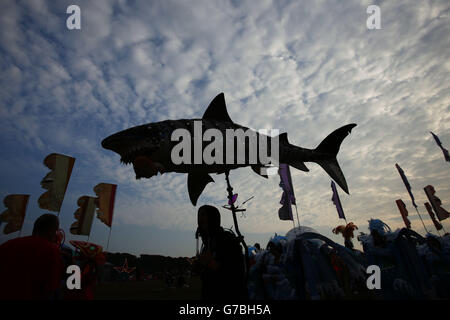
[{"xmin": 1, "ymin": 208, "xmax": 450, "ymax": 300}]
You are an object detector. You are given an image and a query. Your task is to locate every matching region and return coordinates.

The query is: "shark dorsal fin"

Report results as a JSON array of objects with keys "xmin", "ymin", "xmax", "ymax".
[
  {"xmin": 202, "ymin": 93, "xmax": 233, "ymax": 123},
  {"xmin": 278, "ymin": 132, "xmax": 289, "ymax": 144}
]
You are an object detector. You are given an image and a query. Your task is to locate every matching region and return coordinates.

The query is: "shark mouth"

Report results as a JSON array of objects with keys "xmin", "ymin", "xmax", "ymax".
[{"xmin": 119, "ymin": 147, "xmax": 165, "ymax": 179}]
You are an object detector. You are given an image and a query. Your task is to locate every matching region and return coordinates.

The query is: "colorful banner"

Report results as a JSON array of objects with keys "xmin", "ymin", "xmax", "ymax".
[
  {"xmin": 70, "ymin": 196, "xmax": 96, "ymax": 236},
  {"xmin": 94, "ymin": 183, "xmax": 117, "ymax": 227},
  {"xmin": 430, "ymin": 131, "xmax": 450, "ymax": 162},
  {"xmin": 0, "ymin": 194, "xmax": 30, "ymax": 234},
  {"xmin": 277, "ymin": 164, "xmax": 295, "ymax": 221},
  {"xmin": 395, "ymin": 163, "xmax": 418, "ymax": 208},
  {"xmin": 331, "ymin": 180, "xmax": 346, "ymax": 220},
  {"xmin": 424, "ymin": 185, "xmax": 449, "ymax": 221},
  {"xmin": 38, "ymin": 153, "xmax": 75, "ymax": 212},
  {"xmin": 424, "ymin": 202, "xmax": 443, "ymax": 231},
  {"xmin": 395, "ymin": 199, "xmax": 411, "ymax": 229}
]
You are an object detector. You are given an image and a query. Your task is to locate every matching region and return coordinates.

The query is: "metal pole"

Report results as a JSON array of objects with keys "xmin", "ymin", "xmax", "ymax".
[
  {"xmin": 224, "ymin": 171, "xmax": 249, "ymax": 284},
  {"xmin": 415, "ymin": 207, "xmax": 429, "ymax": 234},
  {"xmin": 294, "ymin": 205, "xmax": 300, "ymax": 228},
  {"xmin": 106, "ymin": 227, "xmax": 112, "ymax": 251}
]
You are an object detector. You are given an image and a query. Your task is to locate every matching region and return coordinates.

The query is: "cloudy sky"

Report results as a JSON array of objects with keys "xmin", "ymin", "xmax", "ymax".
[{"xmin": 0, "ymin": 0, "xmax": 449, "ymax": 257}]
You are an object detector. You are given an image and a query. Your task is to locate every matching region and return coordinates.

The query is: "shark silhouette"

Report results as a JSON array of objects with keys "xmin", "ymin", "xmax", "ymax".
[{"xmin": 102, "ymin": 93, "xmax": 356, "ymax": 205}]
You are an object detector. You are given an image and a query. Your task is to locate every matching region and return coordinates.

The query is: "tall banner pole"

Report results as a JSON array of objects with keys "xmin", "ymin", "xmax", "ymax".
[
  {"xmin": 415, "ymin": 207, "xmax": 429, "ymax": 234},
  {"xmin": 294, "ymin": 205, "xmax": 300, "ymax": 227},
  {"xmin": 224, "ymin": 170, "xmax": 249, "ymax": 285},
  {"xmin": 106, "ymin": 226, "xmax": 112, "ymax": 251}
]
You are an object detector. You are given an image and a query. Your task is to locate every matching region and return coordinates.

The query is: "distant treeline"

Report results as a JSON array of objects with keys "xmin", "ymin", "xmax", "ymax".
[{"xmin": 105, "ymin": 252, "xmax": 192, "ymax": 275}]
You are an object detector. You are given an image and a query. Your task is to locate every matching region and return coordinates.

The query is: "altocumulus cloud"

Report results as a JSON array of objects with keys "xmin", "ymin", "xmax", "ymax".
[{"xmin": 0, "ymin": 0, "xmax": 449, "ymax": 255}]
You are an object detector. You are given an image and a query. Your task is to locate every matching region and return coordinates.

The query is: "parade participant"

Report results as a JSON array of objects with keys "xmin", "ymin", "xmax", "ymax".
[
  {"xmin": 193, "ymin": 205, "xmax": 247, "ymax": 300},
  {"xmin": 0, "ymin": 214, "xmax": 63, "ymax": 299},
  {"xmin": 259, "ymin": 237, "xmax": 295, "ymax": 300},
  {"xmin": 332, "ymin": 222, "xmax": 358, "ymax": 250}
]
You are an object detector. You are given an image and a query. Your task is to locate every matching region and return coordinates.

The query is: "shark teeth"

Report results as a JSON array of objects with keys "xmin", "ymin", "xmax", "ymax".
[{"xmin": 120, "ymin": 144, "xmax": 156, "ymax": 165}]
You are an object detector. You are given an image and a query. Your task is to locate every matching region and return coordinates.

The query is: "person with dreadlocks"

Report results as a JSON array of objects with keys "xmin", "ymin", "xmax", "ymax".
[
  {"xmin": 332, "ymin": 222, "xmax": 358, "ymax": 250},
  {"xmin": 192, "ymin": 205, "xmax": 247, "ymax": 300}
]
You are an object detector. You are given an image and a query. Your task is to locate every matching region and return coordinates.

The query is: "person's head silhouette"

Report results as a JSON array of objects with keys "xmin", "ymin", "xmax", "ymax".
[
  {"xmin": 32, "ymin": 213, "xmax": 59, "ymax": 243},
  {"xmin": 198, "ymin": 205, "xmax": 221, "ymax": 238}
]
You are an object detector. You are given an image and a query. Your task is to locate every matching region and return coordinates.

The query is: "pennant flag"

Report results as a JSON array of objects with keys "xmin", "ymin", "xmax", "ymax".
[
  {"xmin": 278, "ymin": 192, "xmax": 293, "ymax": 221},
  {"xmin": 424, "ymin": 185, "xmax": 450, "ymax": 221},
  {"xmin": 395, "ymin": 199, "xmax": 411, "ymax": 229},
  {"xmin": 278, "ymin": 163, "xmax": 296, "ymax": 205},
  {"xmin": 331, "ymin": 181, "xmax": 346, "ymax": 220},
  {"xmin": 38, "ymin": 153, "xmax": 75, "ymax": 212},
  {"xmin": 277, "ymin": 164, "xmax": 295, "ymax": 221},
  {"xmin": 70, "ymin": 196, "xmax": 96, "ymax": 236},
  {"xmin": 0, "ymin": 194, "xmax": 29, "ymax": 234},
  {"xmin": 94, "ymin": 183, "xmax": 117, "ymax": 227},
  {"xmin": 424, "ymin": 202, "xmax": 443, "ymax": 231},
  {"xmin": 395, "ymin": 163, "xmax": 417, "ymax": 208},
  {"xmin": 430, "ymin": 131, "xmax": 450, "ymax": 162}
]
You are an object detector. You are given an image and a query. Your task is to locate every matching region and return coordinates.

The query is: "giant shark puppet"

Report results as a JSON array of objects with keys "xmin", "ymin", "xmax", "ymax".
[{"xmin": 102, "ymin": 93, "xmax": 357, "ymax": 205}]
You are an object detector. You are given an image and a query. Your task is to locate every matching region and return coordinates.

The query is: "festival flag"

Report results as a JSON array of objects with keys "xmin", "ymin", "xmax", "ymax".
[
  {"xmin": 277, "ymin": 164, "xmax": 295, "ymax": 221},
  {"xmin": 278, "ymin": 163, "xmax": 296, "ymax": 205},
  {"xmin": 38, "ymin": 153, "xmax": 75, "ymax": 212},
  {"xmin": 278, "ymin": 191, "xmax": 293, "ymax": 221},
  {"xmin": 424, "ymin": 185, "xmax": 450, "ymax": 221},
  {"xmin": 395, "ymin": 163, "xmax": 417, "ymax": 208},
  {"xmin": 424, "ymin": 202, "xmax": 443, "ymax": 231},
  {"xmin": 0, "ymin": 194, "xmax": 29, "ymax": 234},
  {"xmin": 395, "ymin": 199, "xmax": 411, "ymax": 229},
  {"xmin": 430, "ymin": 131, "xmax": 450, "ymax": 162},
  {"xmin": 70, "ymin": 196, "xmax": 96, "ymax": 236},
  {"xmin": 94, "ymin": 183, "xmax": 117, "ymax": 227},
  {"xmin": 331, "ymin": 181, "xmax": 346, "ymax": 220}
]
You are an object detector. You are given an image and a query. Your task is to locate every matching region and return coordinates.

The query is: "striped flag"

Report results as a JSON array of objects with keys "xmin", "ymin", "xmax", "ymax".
[
  {"xmin": 331, "ymin": 181, "xmax": 346, "ymax": 220},
  {"xmin": 395, "ymin": 163, "xmax": 417, "ymax": 208},
  {"xmin": 70, "ymin": 196, "xmax": 96, "ymax": 236},
  {"xmin": 424, "ymin": 185, "xmax": 450, "ymax": 221},
  {"xmin": 430, "ymin": 131, "xmax": 450, "ymax": 162},
  {"xmin": 395, "ymin": 199, "xmax": 411, "ymax": 229},
  {"xmin": 94, "ymin": 183, "xmax": 117, "ymax": 227},
  {"xmin": 424, "ymin": 202, "xmax": 443, "ymax": 231},
  {"xmin": 0, "ymin": 194, "xmax": 29, "ymax": 234},
  {"xmin": 38, "ymin": 153, "xmax": 75, "ymax": 212}
]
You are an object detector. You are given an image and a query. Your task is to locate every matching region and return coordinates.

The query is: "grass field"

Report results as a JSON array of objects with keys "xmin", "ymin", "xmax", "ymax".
[{"xmin": 94, "ymin": 276, "xmax": 202, "ymax": 300}]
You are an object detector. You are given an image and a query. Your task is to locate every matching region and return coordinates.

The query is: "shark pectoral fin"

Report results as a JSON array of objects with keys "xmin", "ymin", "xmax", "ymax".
[
  {"xmin": 187, "ymin": 172, "xmax": 215, "ymax": 206},
  {"xmin": 290, "ymin": 161, "xmax": 309, "ymax": 172},
  {"xmin": 251, "ymin": 165, "xmax": 269, "ymax": 178}
]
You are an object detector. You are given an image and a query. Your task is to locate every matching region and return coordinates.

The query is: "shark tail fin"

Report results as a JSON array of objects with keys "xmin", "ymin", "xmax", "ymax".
[{"xmin": 314, "ymin": 124, "xmax": 357, "ymax": 194}]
